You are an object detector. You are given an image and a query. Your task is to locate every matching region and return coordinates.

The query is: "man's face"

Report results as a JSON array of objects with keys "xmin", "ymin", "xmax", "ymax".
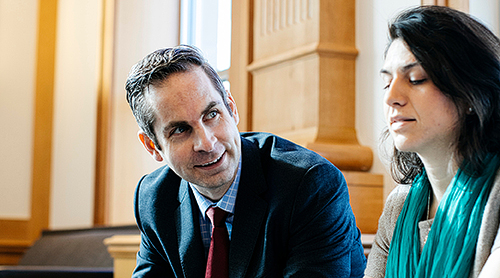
[{"xmin": 140, "ymin": 67, "xmax": 241, "ymax": 201}]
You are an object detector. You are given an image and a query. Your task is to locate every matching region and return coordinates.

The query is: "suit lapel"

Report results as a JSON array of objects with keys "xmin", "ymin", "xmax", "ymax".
[
  {"xmin": 176, "ymin": 179, "xmax": 206, "ymax": 278},
  {"xmin": 172, "ymin": 137, "xmax": 269, "ymax": 277},
  {"xmin": 229, "ymin": 138, "xmax": 268, "ymax": 277}
]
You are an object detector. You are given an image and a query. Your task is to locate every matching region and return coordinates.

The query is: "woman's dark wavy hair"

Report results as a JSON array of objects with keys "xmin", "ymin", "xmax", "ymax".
[
  {"xmin": 384, "ymin": 5, "xmax": 500, "ymax": 183},
  {"xmin": 125, "ymin": 45, "xmax": 229, "ymax": 149}
]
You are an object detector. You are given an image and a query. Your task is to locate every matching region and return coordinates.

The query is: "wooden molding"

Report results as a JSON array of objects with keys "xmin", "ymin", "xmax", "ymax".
[
  {"xmin": 29, "ymin": 0, "xmax": 58, "ymax": 240},
  {"xmin": 229, "ymin": 0, "xmax": 253, "ymax": 131},
  {"xmin": 0, "ymin": 220, "xmax": 30, "ymax": 242},
  {"xmin": 0, "ymin": 240, "xmax": 31, "ymax": 265},
  {"xmin": 421, "ymin": 0, "xmax": 469, "ymax": 12},
  {"xmin": 94, "ymin": 0, "xmax": 115, "ymax": 226},
  {"xmin": 247, "ymin": 42, "xmax": 358, "ymax": 72}
]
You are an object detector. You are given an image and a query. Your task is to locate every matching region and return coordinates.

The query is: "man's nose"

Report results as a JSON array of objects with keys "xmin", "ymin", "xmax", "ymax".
[{"xmin": 193, "ymin": 126, "xmax": 216, "ymax": 152}]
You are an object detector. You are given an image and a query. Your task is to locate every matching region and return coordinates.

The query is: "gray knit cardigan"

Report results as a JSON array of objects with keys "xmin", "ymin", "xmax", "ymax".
[{"xmin": 365, "ymin": 170, "xmax": 500, "ymax": 278}]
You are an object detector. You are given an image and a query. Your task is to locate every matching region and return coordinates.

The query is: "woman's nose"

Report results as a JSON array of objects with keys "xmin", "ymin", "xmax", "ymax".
[{"xmin": 384, "ymin": 79, "xmax": 407, "ymax": 107}]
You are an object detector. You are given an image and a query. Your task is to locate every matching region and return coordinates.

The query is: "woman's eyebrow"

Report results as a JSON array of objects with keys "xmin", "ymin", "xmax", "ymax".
[{"xmin": 380, "ymin": 61, "xmax": 419, "ymax": 76}]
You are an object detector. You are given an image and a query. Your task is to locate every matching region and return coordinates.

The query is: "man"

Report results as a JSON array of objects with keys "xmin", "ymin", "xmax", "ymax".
[{"xmin": 126, "ymin": 45, "xmax": 366, "ymax": 277}]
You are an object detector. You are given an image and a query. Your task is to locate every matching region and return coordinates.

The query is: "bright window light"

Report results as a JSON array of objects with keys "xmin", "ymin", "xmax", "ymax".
[{"xmin": 180, "ymin": 0, "xmax": 232, "ymax": 72}]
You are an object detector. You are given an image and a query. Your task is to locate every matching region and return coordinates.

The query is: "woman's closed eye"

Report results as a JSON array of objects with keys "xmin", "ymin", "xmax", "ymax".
[{"xmin": 410, "ymin": 78, "xmax": 427, "ymax": 85}]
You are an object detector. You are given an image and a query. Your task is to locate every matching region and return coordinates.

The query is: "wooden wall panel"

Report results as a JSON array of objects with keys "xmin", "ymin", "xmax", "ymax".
[
  {"xmin": 253, "ymin": 0, "xmax": 318, "ymax": 61},
  {"xmin": 249, "ymin": 0, "xmax": 373, "ymax": 170},
  {"xmin": 0, "ymin": 0, "xmax": 58, "ymax": 265},
  {"xmin": 316, "ymin": 53, "xmax": 357, "ymax": 144},
  {"xmin": 252, "ymin": 54, "xmax": 319, "ymax": 145},
  {"xmin": 250, "ymin": 0, "xmax": 320, "ymax": 146}
]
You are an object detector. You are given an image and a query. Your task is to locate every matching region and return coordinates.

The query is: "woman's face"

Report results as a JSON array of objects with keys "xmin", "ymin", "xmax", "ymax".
[{"xmin": 381, "ymin": 39, "xmax": 460, "ymax": 157}]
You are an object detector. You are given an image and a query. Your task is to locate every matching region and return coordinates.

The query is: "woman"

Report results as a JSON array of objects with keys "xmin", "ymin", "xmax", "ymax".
[{"xmin": 365, "ymin": 6, "xmax": 500, "ymax": 278}]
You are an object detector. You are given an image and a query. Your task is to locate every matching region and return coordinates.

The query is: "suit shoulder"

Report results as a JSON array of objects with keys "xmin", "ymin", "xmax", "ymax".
[
  {"xmin": 136, "ymin": 165, "xmax": 181, "ymax": 197},
  {"xmin": 140, "ymin": 165, "xmax": 172, "ymax": 185},
  {"xmin": 241, "ymin": 132, "xmax": 332, "ymax": 168}
]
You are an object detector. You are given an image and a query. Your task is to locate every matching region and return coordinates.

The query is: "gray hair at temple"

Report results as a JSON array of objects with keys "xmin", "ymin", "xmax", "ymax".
[{"xmin": 125, "ymin": 45, "xmax": 230, "ymax": 149}]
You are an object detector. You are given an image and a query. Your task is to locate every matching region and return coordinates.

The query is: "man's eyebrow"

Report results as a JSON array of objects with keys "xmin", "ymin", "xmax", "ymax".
[
  {"xmin": 201, "ymin": 101, "xmax": 220, "ymax": 116},
  {"xmin": 380, "ymin": 61, "xmax": 419, "ymax": 75},
  {"xmin": 163, "ymin": 120, "xmax": 189, "ymax": 135}
]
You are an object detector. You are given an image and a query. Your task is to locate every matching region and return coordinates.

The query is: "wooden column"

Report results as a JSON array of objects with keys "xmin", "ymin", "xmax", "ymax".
[
  {"xmin": 234, "ymin": 0, "xmax": 383, "ymax": 233},
  {"xmin": 94, "ymin": 0, "xmax": 116, "ymax": 226},
  {"xmin": 248, "ymin": 0, "xmax": 373, "ymax": 171},
  {"xmin": 421, "ymin": 0, "xmax": 469, "ymax": 12}
]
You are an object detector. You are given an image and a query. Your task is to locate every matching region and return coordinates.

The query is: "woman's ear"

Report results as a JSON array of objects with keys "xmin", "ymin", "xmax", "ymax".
[{"xmin": 138, "ymin": 131, "xmax": 163, "ymax": 162}]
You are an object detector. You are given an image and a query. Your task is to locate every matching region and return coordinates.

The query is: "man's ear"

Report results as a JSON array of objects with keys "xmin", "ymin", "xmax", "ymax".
[
  {"xmin": 226, "ymin": 90, "xmax": 239, "ymax": 125},
  {"xmin": 138, "ymin": 131, "xmax": 163, "ymax": 162}
]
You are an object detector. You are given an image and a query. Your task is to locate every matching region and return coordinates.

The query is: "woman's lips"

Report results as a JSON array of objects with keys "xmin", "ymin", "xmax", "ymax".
[{"xmin": 390, "ymin": 116, "xmax": 416, "ymax": 131}]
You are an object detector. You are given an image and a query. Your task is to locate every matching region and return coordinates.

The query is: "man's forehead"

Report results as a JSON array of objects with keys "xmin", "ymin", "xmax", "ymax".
[{"xmin": 147, "ymin": 88, "xmax": 224, "ymax": 121}]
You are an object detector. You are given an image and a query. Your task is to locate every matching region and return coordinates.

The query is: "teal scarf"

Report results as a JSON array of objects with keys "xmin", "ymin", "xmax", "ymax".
[{"xmin": 386, "ymin": 154, "xmax": 500, "ymax": 278}]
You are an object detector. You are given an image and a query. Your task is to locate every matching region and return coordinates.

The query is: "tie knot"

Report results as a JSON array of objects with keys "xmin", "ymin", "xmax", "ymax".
[{"xmin": 206, "ymin": 206, "xmax": 227, "ymax": 227}]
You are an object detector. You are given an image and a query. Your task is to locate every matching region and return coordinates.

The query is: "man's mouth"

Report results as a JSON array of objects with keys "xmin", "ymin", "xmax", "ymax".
[{"xmin": 196, "ymin": 152, "xmax": 225, "ymax": 167}]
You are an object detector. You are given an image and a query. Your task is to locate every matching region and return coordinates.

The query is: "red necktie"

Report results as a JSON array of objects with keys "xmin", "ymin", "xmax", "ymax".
[{"xmin": 205, "ymin": 206, "xmax": 229, "ymax": 278}]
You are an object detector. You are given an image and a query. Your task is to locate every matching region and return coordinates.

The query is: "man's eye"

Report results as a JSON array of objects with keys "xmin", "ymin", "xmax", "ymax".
[
  {"xmin": 206, "ymin": 110, "xmax": 218, "ymax": 120},
  {"xmin": 172, "ymin": 126, "xmax": 188, "ymax": 135}
]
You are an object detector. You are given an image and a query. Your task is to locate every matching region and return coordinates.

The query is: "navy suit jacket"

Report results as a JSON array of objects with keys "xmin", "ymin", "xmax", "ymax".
[{"xmin": 132, "ymin": 132, "xmax": 366, "ymax": 277}]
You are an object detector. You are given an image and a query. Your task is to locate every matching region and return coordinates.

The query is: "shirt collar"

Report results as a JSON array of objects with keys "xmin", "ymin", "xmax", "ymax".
[{"xmin": 190, "ymin": 159, "xmax": 241, "ymax": 220}]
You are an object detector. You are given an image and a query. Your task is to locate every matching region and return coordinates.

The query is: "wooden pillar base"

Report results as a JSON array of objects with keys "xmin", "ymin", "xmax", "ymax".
[
  {"xmin": 343, "ymin": 171, "xmax": 383, "ymax": 234},
  {"xmin": 0, "ymin": 240, "xmax": 31, "ymax": 265},
  {"xmin": 306, "ymin": 142, "xmax": 382, "ymax": 234},
  {"xmin": 307, "ymin": 141, "xmax": 373, "ymax": 171},
  {"xmin": 104, "ymin": 235, "xmax": 140, "ymax": 278}
]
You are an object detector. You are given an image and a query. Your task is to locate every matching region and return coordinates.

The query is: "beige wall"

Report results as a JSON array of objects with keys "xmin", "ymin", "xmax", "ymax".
[
  {"xmin": 49, "ymin": 0, "xmax": 103, "ymax": 229},
  {"xmin": 470, "ymin": 1, "xmax": 499, "ymax": 35},
  {"xmin": 0, "ymin": 0, "xmax": 38, "ymax": 220}
]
